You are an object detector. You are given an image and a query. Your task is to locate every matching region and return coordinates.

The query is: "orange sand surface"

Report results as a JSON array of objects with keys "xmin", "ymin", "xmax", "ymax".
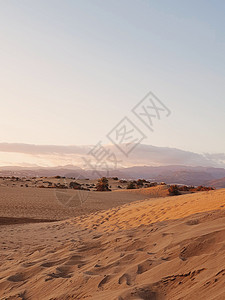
[{"xmin": 1, "ymin": 188, "xmax": 225, "ymax": 299}]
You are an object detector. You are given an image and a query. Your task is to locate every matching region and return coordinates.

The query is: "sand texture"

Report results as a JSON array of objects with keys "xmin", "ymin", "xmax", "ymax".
[{"xmin": 1, "ymin": 188, "xmax": 225, "ymax": 299}]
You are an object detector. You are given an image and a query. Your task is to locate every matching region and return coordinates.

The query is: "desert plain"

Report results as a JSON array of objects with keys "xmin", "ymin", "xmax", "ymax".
[{"xmin": 0, "ymin": 177, "xmax": 225, "ymax": 299}]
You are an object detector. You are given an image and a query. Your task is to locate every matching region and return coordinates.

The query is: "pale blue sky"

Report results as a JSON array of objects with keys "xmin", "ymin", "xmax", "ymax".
[{"xmin": 0, "ymin": 0, "xmax": 225, "ymax": 155}]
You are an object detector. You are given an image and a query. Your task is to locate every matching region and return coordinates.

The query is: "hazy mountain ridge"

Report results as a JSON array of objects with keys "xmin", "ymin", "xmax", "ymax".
[
  {"xmin": 207, "ymin": 177, "xmax": 225, "ymax": 189},
  {"xmin": 1, "ymin": 164, "xmax": 225, "ymax": 187}
]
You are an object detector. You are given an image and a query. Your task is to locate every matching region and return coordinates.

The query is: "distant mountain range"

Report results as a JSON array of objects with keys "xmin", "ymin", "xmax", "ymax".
[
  {"xmin": 1, "ymin": 165, "xmax": 225, "ymax": 188},
  {"xmin": 117, "ymin": 165, "xmax": 225, "ymax": 187},
  {"xmin": 207, "ymin": 177, "xmax": 225, "ymax": 189},
  {"xmin": 1, "ymin": 143, "xmax": 225, "ymax": 187}
]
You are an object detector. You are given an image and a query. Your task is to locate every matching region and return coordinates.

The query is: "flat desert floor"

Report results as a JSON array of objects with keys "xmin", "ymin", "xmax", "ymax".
[
  {"xmin": 1, "ymin": 187, "xmax": 225, "ymax": 299},
  {"xmin": 0, "ymin": 184, "xmax": 168, "ymax": 221}
]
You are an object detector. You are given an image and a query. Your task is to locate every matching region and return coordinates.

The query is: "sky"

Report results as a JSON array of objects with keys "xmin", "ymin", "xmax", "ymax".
[{"xmin": 0, "ymin": 0, "xmax": 225, "ymax": 167}]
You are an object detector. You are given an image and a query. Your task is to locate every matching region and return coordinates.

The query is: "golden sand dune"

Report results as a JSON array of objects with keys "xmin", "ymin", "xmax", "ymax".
[
  {"xmin": 114, "ymin": 185, "xmax": 169, "ymax": 198},
  {"xmin": 73, "ymin": 188, "xmax": 225, "ymax": 232},
  {"xmin": 0, "ymin": 189, "xmax": 225, "ymax": 299}
]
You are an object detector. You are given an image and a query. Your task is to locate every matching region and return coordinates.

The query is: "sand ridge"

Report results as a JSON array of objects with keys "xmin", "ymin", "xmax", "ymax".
[{"xmin": 72, "ymin": 188, "xmax": 225, "ymax": 232}]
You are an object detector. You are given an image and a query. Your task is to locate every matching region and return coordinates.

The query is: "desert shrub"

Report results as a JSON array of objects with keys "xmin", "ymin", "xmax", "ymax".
[
  {"xmin": 119, "ymin": 180, "xmax": 127, "ymax": 183},
  {"xmin": 112, "ymin": 177, "xmax": 119, "ymax": 180},
  {"xmin": 178, "ymin": 185, "xmax": 190, "ymax": 191},
  {"xmin": 55, "ymin": 183, "xmax": 68, "ymax": 189},
  {"xmin": 144, "ymin": 183, "xmax": 150, "ymax": 188},
  {"xmin": 168, "ymin": 185, "xmax": 180, "ymax": 196},
  {"xmin": 96, "ymin": 177, "xmax": 110, "ymax": 191},
  {"xmin": 196, "ymin": 186, "xmax": 214, "ymax": 191},
  {"xmin": 150, "ymin": 182, "xmax": 158, "ymax": 187},
  {"xmin": 69, "ymin": 181, "xmax": 81, "ymax": 190},
  {"xmin": 136, "ymin": 179, "xmax": 144, "ymax": 188},
  {"xmin": 127, "ymin": 181, "xmax": 137, "ymax": 189},
  {"xmin": 177, "ymin": 185, "xmax": 214, "ymax": 192}
]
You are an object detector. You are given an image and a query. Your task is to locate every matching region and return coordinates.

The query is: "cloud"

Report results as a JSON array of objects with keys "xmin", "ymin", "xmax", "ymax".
[
  {"xmin": 127, "ymin": 144, "xmax": 222, "ymax": 167},
  {"xmin": 0, "ymin": 143, "xmax": 91, "ymax": 155},
  {"xmin": 204, "ymin": 153, "xmax": 225, "ymax": 161},
  {"xmin": 0, "ymin": 143, "xmax": 224, "ymax": 168}
]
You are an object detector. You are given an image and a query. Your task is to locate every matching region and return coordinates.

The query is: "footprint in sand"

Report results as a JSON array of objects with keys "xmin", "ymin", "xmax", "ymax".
[
  {"xmin": 21, "ymin": 262, "xmax": 36, "ymax": 268},
  {"xmin": 137, "ymin": 259, "xmax": 153, "ymax": 274},
  {"xmin": 98, "ymin": 275, "xmax": 111, "ymax": 288},
  {"xmin": 45, "ymin": 265, "xmax": 74, "ymax": 281},
  {"xmin": 186, "ymin": 219, "xmax": 199, "ymax": 226},
  {"xmin": 118, "ymin": 273, "xmax": 132, "ymax": 285},
  {"xmin": 7, "ymin": 273, "xmax": 25, "ymax": 282},
  {"xmin": 119, "ymin": 286, "xmax": 158, "ymax": 300},
  {"xmin": 65, "ymin": 255, "xmax": 84, "ymax": 267},
  {"xmin": 41, "ymin": 261, "xmax": 57, "ymax": 268},
  {"xmin": 40, "ymin": 258, "xmax": 66, "ymax": 268}
]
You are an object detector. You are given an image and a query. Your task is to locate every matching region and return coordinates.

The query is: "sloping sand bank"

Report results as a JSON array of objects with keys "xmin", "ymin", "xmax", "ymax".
[{"xmin": 1, "ymin": 189, "xmax": 225, "ymax": 299}]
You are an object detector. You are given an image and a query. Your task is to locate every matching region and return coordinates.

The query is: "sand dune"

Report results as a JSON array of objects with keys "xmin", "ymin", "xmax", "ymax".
[
  {"xmin": 114, "ymin": 185, "xmax": 169, "ymax": 198},
  {"xmin": 1, "ymin": 189, "xmax": 225, "ymax": 299},
  {"xmin": 73, "ymin": 188, "xmax": 225, "ymax": 232},
  {"xmin": 0, "ymin": 186, "xmax": 148, "ymax": 220}
]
